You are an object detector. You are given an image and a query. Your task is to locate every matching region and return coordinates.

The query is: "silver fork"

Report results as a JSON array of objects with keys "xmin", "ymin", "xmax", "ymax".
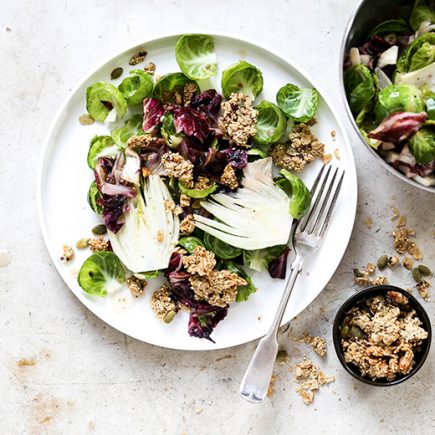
[{"xmin": 239, "ymin": 165, "xmax": 345, "ymax": 403}]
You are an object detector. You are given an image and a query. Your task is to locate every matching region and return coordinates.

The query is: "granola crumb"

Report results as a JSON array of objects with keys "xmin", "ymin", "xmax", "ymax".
[
  {"xmin": 267, "ymin": 374, "xmax": 277, "ymax": 397},
  {"xmin": 403, "ymin": 257, "xmax": 414, "ymax": 270},
  {"xmin": 331, "ymin": 130, "xmax": 336, "ymax": 139},
  {"xmin": 194, "ymin": 176, "xmax": 213, "ymax": 190},
  {"xmin": 161, "ymin": 152, "xmax": 194, "ymax": 188},
  {"xmin": 321, "ymin": 153, "xmax": 333, "ymax": 165},
  {"xmin": 397, "ymin": 215, "xmax": 407, "ymax": 227},
  {"xmin": 89, "ymin": 236, "xmax": 110, "ymax": 252},
  {"xmin": 392, "ymin": 226, "xmax": 416, "ymax": 255},
  {"xmin": 364, "ymin": 216, "xmax": 373, "ymax": 230},
  {"xmin": 180, "ymin": 214, "xmax": 196, "ymax": 235},
  {"xmin": 189, "ymin": 269, "xmax": 247, "ymax": 307},
  {"xmin": 17, "ymin": 357, "xmax": 37, "ymax": 367},
  {"xmin": 354, "ymin": 263, "xmax": 387, "ymax": 286},
  {"xmin": 220, "ymin": 164, "xmax": 239, "ymax": 189},
  {"xmin": 127, "ymin": 134, "xmax": 164, "ymax": 150},
  {"xmin": 60, "ymin": 245, "xmax": 75, "ymax": 262},
  {"xmin": 270, "ymin": 124, "xmax": 325, "ymax": 172},
  {"xmin": 391, "ymin": 207, "xmax": 400, "ymax": 221},
  {"xmin": 157, "ymin": 230, "xmax": 164, "ymax": 242},
  {"xmin": 179, "ymin": 194, "xmax": 191, "ymax": 208},
  {"xmin": 303, "ymin": 334, "xmax": 327, "ymax": 357},
  {"xmin": 127, "ymin": 276, "xmax": 147, "ymax": 297},
  {"xmin": 182, "ymin": 246, "xmax": 216, "ymax": 276},
  {"xmin": 219, "ymin": 93, "xmax": 257, "ymax": 147},
  {"xmin": 388, "ymin": 256, "xmax": 399, "ymax": 268},
  {"xmin": 416, "ymin": 280, "xmax": 431, "ymax": 301},
  {"xmin": 194, "ymin": 407, "xmax": 203, "ymax": 415},
  {"xmin": 164, "ymin": 199, "xmax": 176, "ymax": 212},
  {"xmin": 183, "ymin": 83, "xmax": 198, "ymax": 106},
  {"xmin": 334, "ymin": 148, "xmax": 341, "ymax": 160},
  {"xmin": 129, "ymin": 50, "xmax": 147, "ymax": 65},
  {"xmin": 143, "ymin": 62, "xmax": 156, "ymax": 74},
  {"xmin": 150, "ymin": 284, "xmax": 178, "ymax": 322}
]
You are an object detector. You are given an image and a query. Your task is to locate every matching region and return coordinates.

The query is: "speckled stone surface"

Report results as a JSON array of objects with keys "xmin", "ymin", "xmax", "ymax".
[{"xmin": 1, "ymin": 0, "xmax": 434, "ymax": 434}]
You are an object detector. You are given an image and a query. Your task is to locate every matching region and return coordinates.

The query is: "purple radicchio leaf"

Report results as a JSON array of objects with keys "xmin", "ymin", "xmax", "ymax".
[
  {"xmin": 221, "ymin": 147, "xmax": 248, "ymax": 169},
  {"xmin": 178, "ymin": 137, "xmax": 206, "ymax": 165},
  {"xmin": 143, "ymin": 98, "xmax": 165, "ymax": 133},
  {"xmin": 189, "ymin": 89, "xmax": 222, "ymax": 123},
  {"xmin": 188, "ymin": 308, "xmax": 228, "ymax": 343},
  {"xmin": 268, "ymin": 247, "xmax": 291, "ymax": 280},
  {"xmin": 172, "ymin": 106, "xmax": 210, "ymax": 143}
]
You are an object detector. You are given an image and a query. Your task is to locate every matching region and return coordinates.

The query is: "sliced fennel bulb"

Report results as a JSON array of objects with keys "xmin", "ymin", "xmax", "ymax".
[
  {"xmin": 109, "ymin": 175, "xmax": 179, "ymax": 273},
  {"xmin": 395, "ymin": 62, "xmax": 435, "ymax": 90},
  {"xmin": 195, "ymin": 158, "xmax": 293, "ymax": 250}
]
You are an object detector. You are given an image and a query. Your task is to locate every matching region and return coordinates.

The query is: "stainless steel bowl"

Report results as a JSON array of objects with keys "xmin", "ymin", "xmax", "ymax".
[{"xmin": 339, "ymin": 0, "xmax": 435, "ymax": 194}]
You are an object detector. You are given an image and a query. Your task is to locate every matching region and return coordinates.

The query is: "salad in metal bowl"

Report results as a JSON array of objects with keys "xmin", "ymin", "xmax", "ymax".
[
  {"xmin": 76, "ymin": 34, "xmax": 329, "ymax": 342},
  {"xmin": 343, "ymin": 0, "xmax": 435, "ymax": 187}
]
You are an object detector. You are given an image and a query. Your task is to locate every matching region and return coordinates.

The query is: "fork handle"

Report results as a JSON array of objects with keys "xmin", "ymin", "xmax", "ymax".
[{"xmin": 239, "ymin": 255, "xmax": 304, "ymax": 403}]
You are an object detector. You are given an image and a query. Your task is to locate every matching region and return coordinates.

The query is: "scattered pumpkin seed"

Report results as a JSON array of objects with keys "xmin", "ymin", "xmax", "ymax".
[
  {"xmin": 353, "ymin": 268, "xmax": 364, "ymax": 278},
  {"xmin": 129, "ymin": 50, "xmax": 147, "ymax": 65},
  {"xmin": 412, "ymin": 268, "xmax": 421, "ymax": 283},
  {"xmin": 76, "ymin": 238, "xmax": 90, "ymax": 249},
  {"xmin": 276, "ymin": 349, "xmax": 289, "ymax": 364},
  {"xmin": 340, "ymin": 325, "xmax": 350, "ymax": 340},
  {"xmin": 92, "ymin": 224, "xmax": 107, "ymax": 235},
  {"xmin": 377, "ymin": 255, "xmax": 388, "ymax": 270},
  {"xmin": 110, "ymin": 67, "xmax": 123, "ymax": 80},
  {"xmin": 79, "ymin": 114, "xmax": 95, "ymax": 125},
  {"xmin": 349, "ymin": 325, "xmax": 365, "ymax": 340},
  {"xmin": 163, "ymin": 310, "xmax": 176, "ymax": 324},
  {"xmin": 418, "ymin": 265, "xmax": 432, "ymax": 277}
]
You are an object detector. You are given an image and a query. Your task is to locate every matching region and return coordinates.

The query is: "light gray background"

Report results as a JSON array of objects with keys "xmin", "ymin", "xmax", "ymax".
[{"xmin": 1, "ymin": 0, "xmax": 434, "ymax": 434}]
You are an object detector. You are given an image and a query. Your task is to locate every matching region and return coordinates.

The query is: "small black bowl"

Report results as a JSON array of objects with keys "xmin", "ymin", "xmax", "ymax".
[{"xmin": 333, "ymin": 285, "xmax": 432, "ymax": 386}]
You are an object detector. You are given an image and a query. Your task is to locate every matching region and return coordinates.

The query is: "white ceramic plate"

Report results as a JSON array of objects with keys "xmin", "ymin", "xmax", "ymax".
[{"xmin": 38, "ymin": 33, "xmax": 357, "ymax": 351}]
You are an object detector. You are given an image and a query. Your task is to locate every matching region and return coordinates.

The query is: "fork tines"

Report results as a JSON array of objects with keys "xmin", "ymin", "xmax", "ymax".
[{"xmin": 299, "ymin": 165, "xmax": 345, "ymax": 238}]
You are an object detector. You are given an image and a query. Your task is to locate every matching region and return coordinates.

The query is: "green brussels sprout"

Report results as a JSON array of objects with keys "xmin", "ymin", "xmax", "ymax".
[
  {"xmin": 397, "ymin": 33, "xmax": 435, "ymax": 73},
  {"xmin": 203, "ymin": 233, "xmax": 242, "ymax": 260},
  {"xmin": 254, "ymin": 100, "xmax": 287, "ymax": 146},
  {"xmin": 221, "ymin": 60, "xmax": 263, "ymax": 99},
  {"xmin": 88, "ymin": 181, "xmax": 103, "ymax": 214},
  {"xmin": 276, "ymin": 170, "xmax": 311, "ymax": 219},
  {"xmin": 218, "ymin": 261, "xmax": 256, "ymax": 302},
  {"xmin": 368, "ymin": 19, "xmax": 411, "ymax": 38},
  {"xmin": 111, "ymin": 114, "xmax": 144, "ymax": 149},
  {"xmin": 178, "ymin": 181, "xmax": 218, "ymax": 198},
  {"xmin": 374, "ymin": 84, "xmax": 424, "ymax": 123},
  {"xmin": 153, "ymin": 72, "xmax": 198, "ymax": 103},
  {"xmin": 409, "ymin": 127, "xmax": 435, "ymax": 164},
  {"xmin": 247, "ymin": 148, "xmax": 268, "ymax": 159},
  {"xmin": 134, "ymin": 270, "xmax": 161, "ymax": 280},
  {"xmin": 118, "ymin": 70, "xmax": 154, "ymax": 105},
  {"xmin": 86, "ymin": 82, "xmax": 127, "ymax": 121},
  {"xmin": 161, "ymin": 113, "xmax": 183, "ymax": 148},
  {"xmin": 276, "ymin": 83, "xmax": 319, "ymax": 122},
  {"xmin": 87, "ymin": 135, "xmax": 118, "ymax": 169},
  {"xmin": 343, "ymin": 64, "xmax": 376, "ymax": 116},
  {"xmin": 78, "ymin": 252, "xmax": 126, "ymax": 296},
  {"xmin": 175, "ymin": 34, "xmax": 218, "ymax": 80},
  {"xmin": 178, "ymin": 236, "xmax": 205, "ymax": 254},
  {"xmin": 243, "ymin": 245, "xmax": 287, "ymax": 272},
  {"xmin": 409, "ymin": 0, "xmax": 435, "ymax": 31}
]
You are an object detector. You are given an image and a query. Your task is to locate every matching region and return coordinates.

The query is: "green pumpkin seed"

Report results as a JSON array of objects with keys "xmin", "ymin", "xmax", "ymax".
[
  {"xmin": 79, "ymin": 114, "xmax": 95, "ymax": 125},
  {"xmin": 163, "ymin": 310, "xmax": 176, "ymax": 324},
  {"xmin": 110, "ymin": 67, "xmax": 123, "ymax": 80},
  {"xmin": 76, "ymin": 238, "xmax": 90, "ymax": 249},
  {"xmin": 418, "ymin": 265, "xmax": 432, "ymax": 277},
  {"xmin": 92, "ymin": 224, "xmax": 107, "ymax": 235},
  {"xmin": 350, "ymin": 326, "xmax": 365, "ymax": 340},
  {"xmin": 377, "ymin": 255, "xmax": 388, "ymax": 270},
  {"xmin": 353, "ymin": 269, "xmax": 364, "ymax": 278},
  {"xmin": 412, "ymin": 268, "xmax": 421, "ymax": 282},
  {"xmin": 276, "ymin": 349, "xmax": 289, "ymax": 364},
  {"xmin": 340, "ymin": 325, "xmax": 350, "ymax": 340}
]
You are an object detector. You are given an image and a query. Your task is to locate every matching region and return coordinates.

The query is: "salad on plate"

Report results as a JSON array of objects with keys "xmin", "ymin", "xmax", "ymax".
[
  {"xmin": 344, "ymin": 0, "xmax": 435, "ymax": 187},
  {"xmin": 74, "ymin": 34, "xmax": 330, "ymax": 342}
]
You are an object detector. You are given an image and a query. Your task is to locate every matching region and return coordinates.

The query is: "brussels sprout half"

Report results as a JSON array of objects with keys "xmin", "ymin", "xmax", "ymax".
[
  {"xmin": 153, "ymin": 72, "xmax": 198, "ymax": 103},
  {"xmin": 203, "ymin": 233, "xmax": 242, "ymax": 260},
  {"xmin": 409, "ymin": 1, "xmax": 435, "ymax": 32},
  {"xmin": 111, "ymin": 114, "xmax": 144, "ymax": 149},
  {"xmin": 397, "ymin": 33, "xmax": 435, "ymax": 73},
  {"xmin": 277, "ymin": 170, "xmax": 311, "ymax": 220},
  {"xmin": 118, "ymin": 70, "xmax": 154, "ymax": 105},
  {"xmin": 343, "ymin": 64, "xmax": 376, "ymax": 116},
  {"xmin": 86, "ymin": 82, "xmax": 127, "ymax": 122},
  {"xmin": 88, "ymin": 181, "xmax": 103, "ymax": 214},
  {"xmin": 178, "ymin": 236, "xmax": 205, "ymax": 254},
  {"xmin": 175, "ymin": 34, "xmax": 218, "ymax": 80},
  {"xmin": 409, "ymin": 127, "xmax": 435, "ymax": 164},
  {"xmin": 276, "ymin": 83, "xmax": 319, "ymax": 123},
  {"xmin": 254, "ymin": 100, "xmax": 287, "ymax": 146},
  {"xmin": 87, "ymin": 135, "xmax": 118, "ymax": 169},
  {"xmin": 221, "ymin": 60, "xmax": 263, "ymax": 100}
]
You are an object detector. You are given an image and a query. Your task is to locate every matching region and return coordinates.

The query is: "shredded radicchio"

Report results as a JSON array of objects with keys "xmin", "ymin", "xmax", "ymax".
[
  {"xmin": 143, "ymin": 98, "xmax": 165, "ymax": 133},
  {"xmin": 221, "ymin": 147, "xmax": 249, "ymax": 169},
  {"xmin": 368, "ymin": 112, "xmax": 427, "ymax": 143},
  {"xmin": 268, "ymin": 247, "xmax": 291, "ymax": 280},
  {"xmin": 190, "ymin": 89, "xmax": 222, "ymax": 123},
  {"xmin": 172, "ymin": 106, "xmax": 210, "ymax": 143}
]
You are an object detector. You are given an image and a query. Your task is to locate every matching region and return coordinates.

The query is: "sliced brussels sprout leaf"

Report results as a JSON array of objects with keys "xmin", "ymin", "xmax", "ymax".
[
  {"xmin": 343, "ymin": 64, "xmax": 376, "ymax": 115},
  {"xmin": 276, "ymin": 83, "xmax": 319, "ymax": 122},
  {"xmin": 277, "ymin": 170, "xmax": 311, "ymax": 219},
  {"xmin": 409, "ymin": 1, "xmax": 435, "ymax": 32},
  {"xmin": 409, "ymin": 127, "xmax": 435, "ymax": 164},
  {"xmin": 178, "ymin": 236, "xmax": 205, "ymax": 254},
  {"xmin": 254, "ymin": 100, "xmax": 287, "ymax": 146},
  {"xmin": 86, "ymin": 82, "xmax": 127, "ymax": 121},
  {"xmin": 178, "ymin": 181, "xmax": 218, "ymax": 198},
  {"xmin": 152, "ymin": 72, "xmax": 198, "ymax": 103},
  {"xmin": 111, "ymin": 114, "xmax": 144, "ymax": 149},
  {"xmin": 203, "ymin": 233, "xmax": 242, "ymax": 260},
  {"xmin": 88, "ymin": 180, "xmax": 103, "ymax": 214},
  {"xmin": 397, "ymin": 33, "xmax": 435, "ymax": 73},
  {"xmin": 118, "ymin": 69, "xmax": 154, "ymax": 105},
  {"xmin": 219, "ymin": 261, "xmax": 256, "ymax": 302},
  {"xmin": 221, "ymin": 60, "xmax": 263, "ymax": 100},
  {"xmin": 359, "ymin": 128, "xmax": 381, "ymax": 150},
  {"xmin": 247, "ymin": 147, "xmax": 268, "ymax": 158},
  {"xmin": 78, "ymin": 252, "xmax": 126, "ymax": 297},
  {"xmin": 243, "ymin": 245, "xmax": 287, "ymax": 272},
  {"xmin": 175, "ymin": 34, "xmax": 217, "ymax": 80},
  {"xmin": 374, "ymin": 84, "xmax": 424, "ymax": 123},
  {"xmin": 161, "ymin": 113, "xmax": 184, "ymax": 148},
  {"xmin": 87, "ymin": 135, "xmax": 118, "ymax": 169},
  {"xmin": 368, "ymin": 18, "xmax": 411, "ymax": 37},
  {"xmin": 134, "ymin": 270, "xmax": 161, "ymax": 280}
]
